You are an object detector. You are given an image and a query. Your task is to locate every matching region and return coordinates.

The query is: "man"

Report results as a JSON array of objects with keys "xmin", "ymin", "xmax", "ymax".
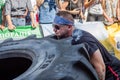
[{"xmin": 52, "ymin": 11, "xmax": 120, "ymax": 80}]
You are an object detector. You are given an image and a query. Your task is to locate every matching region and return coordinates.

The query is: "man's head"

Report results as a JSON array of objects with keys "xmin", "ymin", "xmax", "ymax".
[{"xmin": 53, "ymin": 11, "xmax": 75, "ymax": 39}]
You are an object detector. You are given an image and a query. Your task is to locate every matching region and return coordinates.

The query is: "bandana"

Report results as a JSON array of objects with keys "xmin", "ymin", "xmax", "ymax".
[{"xmin": 53, "ymin": 15, "xmax": 74, "ymax": 26}]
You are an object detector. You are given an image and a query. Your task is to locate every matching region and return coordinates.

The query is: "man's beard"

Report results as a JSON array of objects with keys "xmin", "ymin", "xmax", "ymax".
[{"xmin": 56, "ymin": 34, "xmax": 69, "ymax": 40}]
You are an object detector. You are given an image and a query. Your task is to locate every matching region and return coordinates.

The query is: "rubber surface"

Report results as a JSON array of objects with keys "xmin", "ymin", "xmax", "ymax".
[{"xmin": 0, "ymin": 35, "xmax": 99, "ymax": 80}]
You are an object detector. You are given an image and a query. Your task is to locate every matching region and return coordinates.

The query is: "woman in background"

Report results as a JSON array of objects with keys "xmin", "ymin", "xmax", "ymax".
[
  {"xmin": 26, "ymin": 0, "xmax": 39, "ymax": 25},
  {"xmin": 84, "ymin": 0, "xmax": 104, "ymax": 21},
  {"xmin": 58, "ymin": 0, "xmax": 85, "ymax": 22},
  {"xmin": 37, "ymin": 0, "xmax": 56, "ymax": 24},
  {"xmin": 37, "ymin": 0, "xmax": 57, "ymax": 37},
  {"xmin": 102, "ymin": 0, "xmax": 119, "ymax": 25}
]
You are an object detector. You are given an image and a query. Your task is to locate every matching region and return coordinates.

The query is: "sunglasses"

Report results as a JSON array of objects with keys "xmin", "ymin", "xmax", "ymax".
[
  {"xmin": 53, "ymin": 24, "xmax": 71, "ymax": 30},
  {"xmin": 53, "ymin": 25, "xmax": 60, "ymax": 30},
  {"xmin": 52, "ymin": 24, "xmax": 65, "ymax": 30}
]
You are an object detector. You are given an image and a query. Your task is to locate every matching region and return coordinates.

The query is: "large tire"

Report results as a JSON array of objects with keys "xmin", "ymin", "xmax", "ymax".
[{"xmin": 0, "ymin": 36, "xmax": 99, "ymax": 80}]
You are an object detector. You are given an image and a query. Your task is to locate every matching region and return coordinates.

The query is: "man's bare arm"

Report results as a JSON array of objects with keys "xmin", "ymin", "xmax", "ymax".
[{"xmin": 90, "ymin": 49, "xmax": 106, "ymax": 80}]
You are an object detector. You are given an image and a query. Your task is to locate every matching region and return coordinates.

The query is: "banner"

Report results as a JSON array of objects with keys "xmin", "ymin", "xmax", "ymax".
[
  {"xmin": 0, "ymin": 25, "xmax": 43, "ymax": 41},
  {"xmin": 41, "ymin": 24, "xmax": 55, "ymax": 37},
  {"xmin": 106, "ymin": 23, "xmax": 120, "ymax": 59}
]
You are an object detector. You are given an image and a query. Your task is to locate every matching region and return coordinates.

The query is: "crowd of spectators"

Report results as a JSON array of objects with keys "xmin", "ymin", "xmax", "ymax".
[{"xmin": 0, "ymin": 0, "xmax": 120, "ymax": 29}]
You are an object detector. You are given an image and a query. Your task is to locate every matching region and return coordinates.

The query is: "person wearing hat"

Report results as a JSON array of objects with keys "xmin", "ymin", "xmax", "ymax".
[{"xmin": 52, "ymin": 11, "xmax": 120, "ymax": 80}]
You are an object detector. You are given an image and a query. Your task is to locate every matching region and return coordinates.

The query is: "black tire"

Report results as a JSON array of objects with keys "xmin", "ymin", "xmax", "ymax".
[{"xmin": 0, "ymin": 36, "xmax": 99, "ymax": 80}]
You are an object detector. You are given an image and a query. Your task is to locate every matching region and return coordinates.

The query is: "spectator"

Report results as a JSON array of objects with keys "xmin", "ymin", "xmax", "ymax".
[
  {"xmin": 32, "ymin": 0, "xmax": 39, "ymax": 25},
  {"xmin": 102, "ymin": 0, "xmax": 119, "ymax": 25},
  {"xmin": 84, "ymin": 0, "xmax": 104, "ymax": 21},
  {"xmin": 5, "ymin": 0, "xmax": 37, "ymax": 30},
  {"xmin": 37, "ymin": 0, "xmax": 56, "ymax": 24},
  {"xmin": 0, "ymin": 0, "xmax": 6, "ymax": 30},
  {"xmin": 58, "ymin": 0, "xmax": 85, "ymax": 22},
  {"xmin": 53, "ymin": 11, "xmax": 120, "ymax": 80},
  {"xmin": 37, "ymin": 0, "xmax": 57, "ymax": 37},
  {"xmin": 26, "ymin": 0, "xmax": 39, "ymax": 25}
]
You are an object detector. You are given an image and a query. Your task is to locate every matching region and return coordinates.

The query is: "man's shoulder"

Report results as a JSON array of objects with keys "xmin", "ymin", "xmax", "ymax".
[
  {"xmin": 72, "ymin": 29, "xmax": 95, "ymax": 41},
  {"xmin": 72, "ymin": 29, "xmax": 83, "ymax": 42},
  {"xmin": 73, "ymin": 29, "xmax": 90, "ymax": 35}
]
